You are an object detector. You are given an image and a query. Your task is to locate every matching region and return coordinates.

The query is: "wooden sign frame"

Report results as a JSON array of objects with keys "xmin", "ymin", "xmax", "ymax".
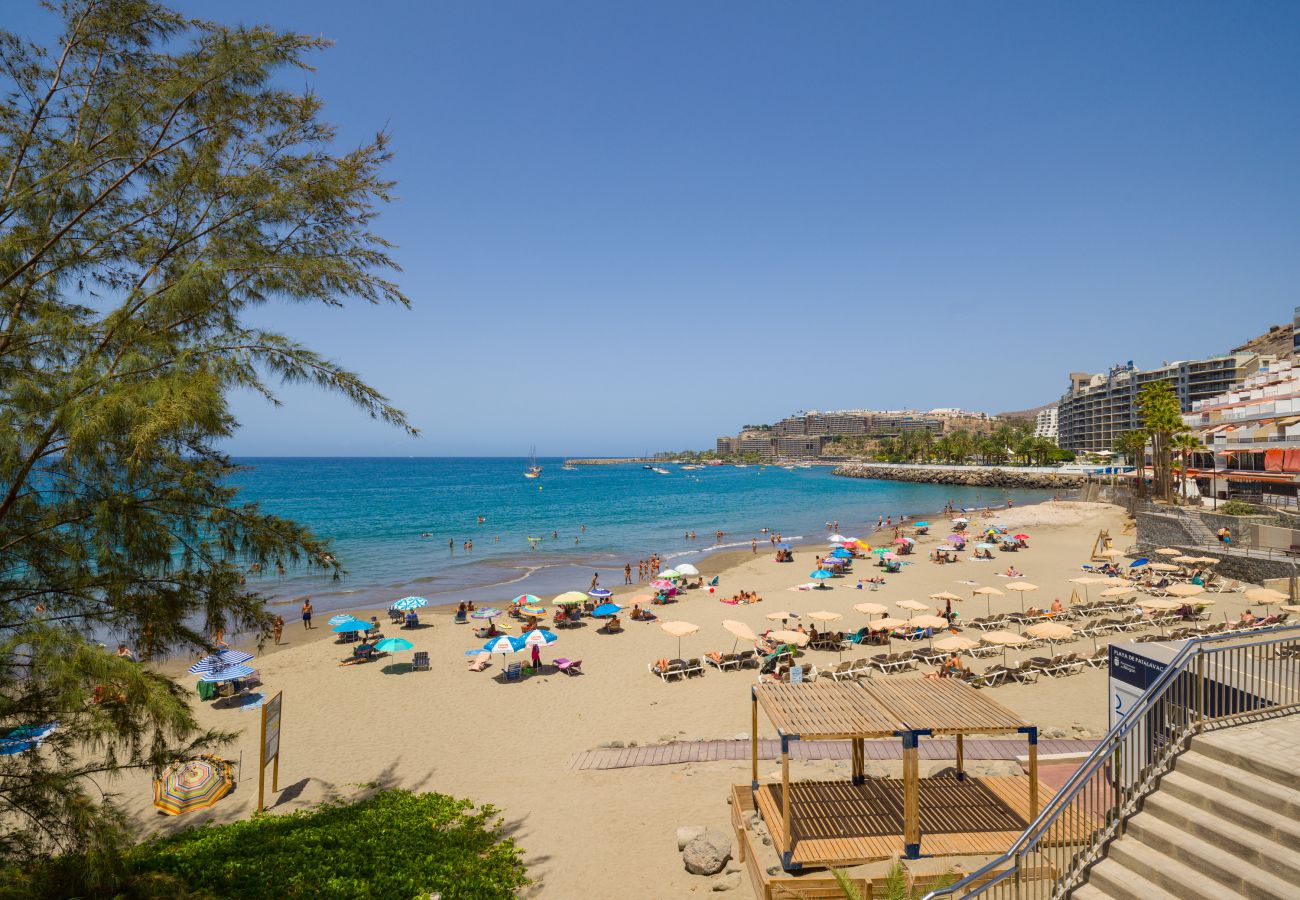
[{"xmin": 257, "ymin": 690, "xmax": 283, "ymax": 812}]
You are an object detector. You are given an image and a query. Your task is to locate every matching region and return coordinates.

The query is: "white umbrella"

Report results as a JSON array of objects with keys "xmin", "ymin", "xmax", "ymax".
[
  {"xmin": 1244, "ymin": 588, "xmax": 1288, "ymax": 605},
  {"xmin": 769, "ymin": 629, "xmax": 809, "ymax": 648},
  {"xmin": 1100, "ymin": 586, "xmax": 1134, "ymax": 598},
  {"xmin": 808, "ymin": 610, "xmax": 842, "ymax": 623},
  {"xmin": 1026, "ymin": 621, "xmax": 1074, "ymax": 652},
  {"xmin": 1165, "ymin": 583, "xmax": 1204, "ymax": 599},
  {"xmin": 1153, "ymin": 548, "xmax": 1182, "ymax": 556},
  {"xmin": 765, "ymin": 610, "xmax": 798, "ymax": 622},
  {"xmin": 897, "ymin": 599, "xmax": 929, "ymax": 617},
  {"xmin": 853, "ymin": 602, "xmax": 888, "ymax": 616},
  {"xmin": 1004, "ymin": 581, "xmax": 1039, "ymax": 612},
  {"xmin": 722, "ymin": 619, "xmax": 758, "ymax": 654},
  {"xmin": 973, "ymin": 585, "xmax": 1004, "ymax": 616},
  {"xmin": 675, "ymin": 563, "xmax": 700, "ymax": 577},
  {"xmin": 933, "ymin": 635, "xmax": 978, "ymax": 653},
  {"xmin": 929, "ymin": 591, "xmax": 963, "ymax": 603},
  {"xmin": 981, "ymin": 629, "xmax": 1029, "ymax": 664},
  {"xmin": 1137, "ymin": 598, "xmax": 1181, "ymax": 611}
]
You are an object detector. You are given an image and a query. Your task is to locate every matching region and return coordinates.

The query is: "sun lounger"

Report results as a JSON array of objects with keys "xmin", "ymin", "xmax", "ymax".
[
  {"xmin": 682, "ymin": 657, "xmax": 705, "ymax": 678},
  {"xmin": 827, "ymin": 660, "xmax": 856, "ymax": 680},
  {"xmin": 453, "ymin": 610, "xmax": 468, "ymax": 624},
  {"xmin": 555, "ymin": 658, "xmax": 583, "ymax": 676},
  {"xmin": 735, "ymin": 649, "xmax": 759, "ymax": 669},
  {"xmin": 1003, "ymin": 662, "xmax": 1040, "ymax": 684},
  {"xmin": 467, "ymin": 652, "xmax": 490, "ymax": 672},
  {"xmin": 648, "ymin": 660, "xmax": 684, "ymax": 682},
  {"xmin": 411, "ymin": 651, "xmax": 430, "ymax": 671},
  {"xmin": 971, "ymin": 666, "xmax": 1010, "ymax": 688},
  {"xmin": 501, "ymin": 661, "xmax": 523, "ymax": 681}
]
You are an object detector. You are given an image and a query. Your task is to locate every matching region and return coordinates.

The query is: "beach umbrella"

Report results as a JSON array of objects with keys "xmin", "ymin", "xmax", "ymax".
[
  {"xmin": 327, "ymin": 613, "xmax": 362, "ymax": 626},
  {"xmin": 1128, "ymin": 559, "xmax": 1149, "ymax": 568},
  {"xmin": 1194, "ymin": 556, "xmax": 1220, "ymax": 565},
  {"xmin": 869, "ymin": 617, "xmax": 906, "ymax": 631},
  {"xmin": 588, "ymin": 588, "xmax": 613, "ymax": 599},
  {"xmin": 512, "ymin": 594, "xmax": 544, "ymax": 606},
  {"xmin": 393, "ymin": 596, "xmax": 428, "ymax": 611},
  {"xmin": 1149, "ymin": 562, "xmax": 1180, "ymax": 573},
  {"xmin": 1244, "ymin": 588, "xmax": 1287, "ymax": 605},
  {"xmin": 975, "ymin": 543, "xmax": 996, "ymax": 550},
  {"xmin": 1068, "ymin": 576, "xmax": 1101, "ymax": 603},
  {"xmin": 519, "ymin": 629, "xmax": 558, "ymax": 647},
  {"xmin": 809, "ymin": 610, "xmax": 842, "ymax": 625},
  {"xmin": 1171, "ymin": 556, "xmax": 1199, "ymax": 565},
  {"xmin": 591, "ymin": 602, "xmax": 622, "ymax": 617},
  {"xmin": 775, "ymin": 542, "xmax": 791, "ymax": 550},
  {"xmin": 769, "ymin": 629, "xmax": 809, "ymax": 648},
  {"xmin": 658, "ymin": 569, "xmax": 681, "ymax": 580},
  {"xmin": 374, "ymin": 637, "xmax": 414, "ymax": 654},
  {"xmin": 930, "ymin": 591, "xmax": 963, "ymax": 603},
  {"xmin": 1165, "ymin": 583, "xmax": 1204, "ymax": 599},
  {"xmin": 188, "ymin": 649, "xmax": 255, "ymax": 675},
  {"xmin": 946, "ymin": 534, "xmax": 965, "ymax": 543},
  {"xmin": 872, "ymin": 547, "xmax": 889, "ymax": 556},
  {"xmin": 809, "ymin": 569, "xmax": 834, "ymax": 581},
  {"xmin": 676, "ymin": 563, "xmax": 700, "ymax": 576},
  {"xmin": 198, "ymin": 664, "xmax": 254, "ymax": 683},
  {"xmin": 0, "ymin": 723, "xmax": 57, "ymax": 756},
  {"xmin": 853, "ymin": 602, "xmax": 888, "ymax": 616},
  {"xmin": 1137, "ymin": 598, "xmax": 1181, "ymax": 611},
  {"xmin": 482, "ymin": 635, "xmax": 521, "ymax": 654},
  {"xmin": 659, "ymin": 620, "xmax": 699, "ymax": 657},
  {"xmin": 910, "ymin": 615, "xmax": 948, "ymax": 630},
  {"xmin": 914, "ymin": 522, "xmax": 929, "ymax": 528},
  {"xmin": 981, "ymin": 629, "xmax": 1029, "ymax": 664},
  {"xmin": 723, "ymin": 619, "xmax": 758, "ymax": 653},
  {"xmin": 1026, "ymin": 621, "xmax": 1074, "ymax": 652},
  {"xmin": 331, "ymin": 619, "xmax": 372, "ymax": 633},
  {"xmin": 470, "ymin": 607, "xmax": 503, "ymax": 620},
  {"xmin": 828, "ymin": 534, "xmax": 849, "ymax": 543},
  {"xmin": 765, "ymin": 611, "xmax": 799, "ymax": 621},
  {"xmin": 891, "ymin": 538, "xmax": 910, "ymax": 545},
  {"xmin": 952, "ymin": 517, "xmax": 969, "ymax": 524},
  {"xmin": 1152, "ymin": 547, "xmax": 1180, "ymax": 556},
  {"xmin": 831, "ymin": 548, "xmax": 854, "ymax": 558},
  {"xmin": 554, "ymin": 591, "xmax": 588, "ymax": 606},
  {"xmin": 649, "ymin": 579, "xmax": 676, "ymax": 592},
  {"xmin": 1281, "ymin": 604, "xmax": 1300, "ymax": 614},
  {"xmin": 1013, "ymin": 534, "xmax": 1029, "ymax": 541},
  {"xmin": 897, "ymin": 599, "xmax": 928, "ymax": 617},
  {"xmin": 1100, "ymin": 586, "xmax": 1134, "ymax": 598},
  {"xmin": 1004, "ymin": 582, "xmax": 1039, "ymax": 612},
  {"xmin": 934, "ymin": 635, "xmax": 977, "ymax": 654},
  {"xmin": 627, "ymin": 593, "xmax": 653, "ymax": 606},
  {"xmin": 153, "ymin": 756, "xmax": 234, "ymax": 816},
  {"xmin": 973, "ymin": 585, "xmax": 1004, "ymax": 616},
  {"xmin": 881, "ymin": 552, "xmax": 897, "ymax": 561},
  {"xmin": 520, "ymin": 604, "xmax": 547, "ymax": 617}
]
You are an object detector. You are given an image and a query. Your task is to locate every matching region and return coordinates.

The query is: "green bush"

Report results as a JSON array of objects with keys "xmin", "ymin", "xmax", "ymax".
[
  {"xmin": 9, "ymin": 790, "xmax": 528, "ymax": 900},
  {"xmin": 1217, "ymin": 500, "xmax": 1259, "ymax": 516}
]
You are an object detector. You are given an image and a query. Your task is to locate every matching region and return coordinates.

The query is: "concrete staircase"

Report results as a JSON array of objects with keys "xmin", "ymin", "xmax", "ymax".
[{"xmin": 1071, "ymin": 717, "xmax": 1300, "ymax": 900}]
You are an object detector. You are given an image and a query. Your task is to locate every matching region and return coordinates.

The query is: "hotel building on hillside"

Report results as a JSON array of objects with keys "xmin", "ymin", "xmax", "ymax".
[
  {"xmin": 1057, "ymin": 354, "xmax": 1268, "ymax": 453},
  {"xmin": 1034, "ymin": 407, "xmax": 1058, "ymax": 442}
]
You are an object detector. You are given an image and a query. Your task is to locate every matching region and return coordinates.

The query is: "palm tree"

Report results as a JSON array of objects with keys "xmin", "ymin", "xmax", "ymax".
[
  {"xmin": 1112, "ymin": 429, "xmax": 1149, "ymax": 497},
  {"xmin": 1171, "ymin": 432, "xmax": 1206, "ymax": 502}
]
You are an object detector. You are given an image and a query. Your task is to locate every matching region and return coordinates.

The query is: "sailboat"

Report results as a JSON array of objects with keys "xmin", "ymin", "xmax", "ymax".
[{"xmin": 524, "ymin": 447, "xmax": 542, "ymax": 479}]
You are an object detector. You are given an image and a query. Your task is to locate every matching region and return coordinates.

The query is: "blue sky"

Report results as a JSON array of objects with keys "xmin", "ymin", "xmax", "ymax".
[{"xmin": 13, "ymin": 2, "xmax": 1300, "ymax": 455}]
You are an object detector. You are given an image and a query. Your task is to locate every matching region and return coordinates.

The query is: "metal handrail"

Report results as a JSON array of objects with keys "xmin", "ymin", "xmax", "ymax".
[{"xmin": 921, "ymin": 623, "xmax": 1300, "ymax": 900}]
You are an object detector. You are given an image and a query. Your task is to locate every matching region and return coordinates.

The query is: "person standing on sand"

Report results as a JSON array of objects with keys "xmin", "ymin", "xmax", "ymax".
[
  {"xmin": 302, "ymin": 600, "xmax": 313, "ymax": 629},
  {"xmin": 752, "ymin": 538, "xmax": 757, "ymax": 554},
  {"xmin": 591, "ymin": 572, "xmax": 600, "ymax": 590},
  {"xmin": 624, "ymin": 563, "xmax": 632, "ymax": 585},
  {"xmin": 273, "ymin": 616, "xmax": 284, "ymax": 645}
]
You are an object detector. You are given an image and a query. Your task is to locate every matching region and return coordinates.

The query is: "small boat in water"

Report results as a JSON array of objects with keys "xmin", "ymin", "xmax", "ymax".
[
  {"xmin": 524, "ymin": 447, "xmax": 542, "ymax": 479},
  {"xmin": 651, "ymin": 467, "xmax": 671, "ymax": 475}
]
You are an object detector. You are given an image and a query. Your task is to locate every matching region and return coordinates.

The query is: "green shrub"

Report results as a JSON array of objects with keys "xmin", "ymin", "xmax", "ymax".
[
  {"xmin": 1218, "ymin": 500, "xmax": 1259, "ymax": 516},
  {"xmin": 9, "ymin": 790, "xmax": 528, "ymax": 900}
]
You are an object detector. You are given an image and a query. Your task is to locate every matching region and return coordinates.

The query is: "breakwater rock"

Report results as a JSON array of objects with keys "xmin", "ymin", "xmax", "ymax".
[{"xmin": 832, "ymin": 463, "xmax": 1086, "ymax": 489}]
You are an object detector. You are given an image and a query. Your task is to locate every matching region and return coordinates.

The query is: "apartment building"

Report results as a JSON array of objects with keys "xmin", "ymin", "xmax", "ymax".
[
  {"xmin": 1058, "ymin": 354, "xmax": 1264, "ymax": 453},
  {"xmin": 1034, "ymin": 407, "xmax": 1058, "ymax": 442}
]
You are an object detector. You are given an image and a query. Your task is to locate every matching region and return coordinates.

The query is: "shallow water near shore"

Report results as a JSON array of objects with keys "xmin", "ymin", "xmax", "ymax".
[{"xmin": 232, "ymin": 457, "xmax": 1059, "ymax": 612}]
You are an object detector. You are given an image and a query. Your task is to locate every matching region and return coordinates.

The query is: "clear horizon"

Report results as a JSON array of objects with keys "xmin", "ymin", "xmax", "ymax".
[{"xmin": 13, "ymin": 1, "xmax": 1298, "ymax": 456}]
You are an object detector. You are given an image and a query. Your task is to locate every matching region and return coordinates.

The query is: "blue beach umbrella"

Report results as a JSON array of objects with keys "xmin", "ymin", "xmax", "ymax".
[
  {"xmin": 482, "ymin": 635, "xmax": 521, "ymax": 654},
  {"xmin": 188, "ymin": 650, "xmax": 254, "ymax": 675},
  {"xmin": 810, "ymin": 569, "xmax": 834, "ymax": 580},
  {"xmin": 519, "ymin": 628, "xmax": 558, "ymax": 647},
  {"xmin": 327, "ymin": 614, "xmax": 360, "ymax": 626},
  {"xmin": 0, "ymin": 723, "xmax": 57, "ymax": 756},
  {"xmin": 588, "ymin": 588, "xmax": 613, "ymax": 599},
  {"xmin": 914, "ymin": 521, "xmax": 930, "ymax": 527},
  {"xmin": 592, "ymin": 602, "xmax": 622, "ymax": 617},
  {"xmin": 198, "ymin": 664, "xmax": 254, "ymax": 683},
  {"xmin": 1129, "ymin": 558, "xmax": 1149, "ymax": 567},
  {"xmin": 775, "ymin": 543, "xmax": 791, "ymax": 550},
  {"xmin": 393, "ymin": 596, "xmax": 428, "ymax": 611},
  {"xmin": 831, "ymin": 548, "xmax": 853, "ymax": 559},
  {"xmin": 374, "ymin": 637, "xmax": 414, "ymax": 653},
  {"xmin": 332, "ymin": 620, "xmax": 371, "ymax": 633}
]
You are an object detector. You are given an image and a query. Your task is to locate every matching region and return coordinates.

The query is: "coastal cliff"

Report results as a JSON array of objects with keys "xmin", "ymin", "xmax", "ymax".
[{"xmin": 833, "ymin": 463, "xmax": 1087, "ymax": 489}]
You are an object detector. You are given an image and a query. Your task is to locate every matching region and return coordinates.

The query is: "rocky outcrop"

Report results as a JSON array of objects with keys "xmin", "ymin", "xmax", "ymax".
[
  {"xmin": 832, "ymin": 463, "xmax": 1085, "ymax": 489},
  {"xmin": 682, "ymin": 829, "xmax": 732, "ymax": 875}
]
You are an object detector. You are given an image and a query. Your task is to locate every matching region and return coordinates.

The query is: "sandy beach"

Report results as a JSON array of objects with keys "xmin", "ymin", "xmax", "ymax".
[{"xmin": 116, "ymin": 499, "xmax": 1273, "ymax": 898}]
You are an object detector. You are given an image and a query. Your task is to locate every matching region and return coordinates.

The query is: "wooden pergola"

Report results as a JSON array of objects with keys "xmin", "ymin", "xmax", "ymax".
[{"xmin": 749, "ymin": 678, "xmax": 1041, "ymax": 870}]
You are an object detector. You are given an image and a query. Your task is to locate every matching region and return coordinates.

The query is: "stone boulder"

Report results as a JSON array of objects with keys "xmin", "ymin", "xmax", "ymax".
[
  {"xmin": 683, "ymin": 829, "xmax": 732, "ymax": 875},
  {"xmin": 676, "ymin": 825, "xmax": 706, "ymax": 850}
]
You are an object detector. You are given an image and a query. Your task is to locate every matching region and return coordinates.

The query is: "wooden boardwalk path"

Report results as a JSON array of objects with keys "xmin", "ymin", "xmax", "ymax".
[{"xmin": 569, "ymin": 737, "xmax": 1097, "ymax": 771}]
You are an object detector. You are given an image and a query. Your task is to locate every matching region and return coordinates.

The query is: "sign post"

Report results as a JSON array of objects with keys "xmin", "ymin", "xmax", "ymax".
[{"xmin": 257, "ymin": 691, "xmax": 283, "ymax": 813}]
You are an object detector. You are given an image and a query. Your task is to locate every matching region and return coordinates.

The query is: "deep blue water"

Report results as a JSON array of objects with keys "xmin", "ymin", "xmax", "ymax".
[{"xmin": 230, "ymin": 458, "xmax": 1058, "ymax": 613}]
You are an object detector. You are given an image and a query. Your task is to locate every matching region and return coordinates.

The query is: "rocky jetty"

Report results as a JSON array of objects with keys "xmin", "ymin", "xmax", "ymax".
[{"xmin": 833, "ymin": 463, "xmax": 1086, "ymax": 489}]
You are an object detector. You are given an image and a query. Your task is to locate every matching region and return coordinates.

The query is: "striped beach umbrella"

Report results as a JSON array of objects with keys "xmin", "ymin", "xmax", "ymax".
[
  {"xmin": 470, "ymin": 607, "xmax": 502, "ymax": 620},
  {"xmin": 482, "ymin": 635, "xmax": 521, "ymax": 654},
  {"xmin": 153, "ymin": 755, "xmax": 234, "ymax": 815},
  {"xmin": 588, "ymin": 588, "xmax": 613, "ymax": 599},
  {"xmin": 393, "ymin": 596, "xmax": 428, "ymax": 611},
  {"xmin": 197, "ymin": 664, "xmax": 254, "ymax": 683},
  {"xmin": 0, "ymin": 723, "xmax": 57, "ymax": 756},
  {"xmin": 187, "ymin": 649, "xmax": 254, "ymax": 675},
  {"xmin": 518, "ymin": 628, "xmax": 558, "ymax": 647},
  {"xmin": 512, "ymin": 594, "xmax": 544, "ymax": 605},
  {"xmin": 520, "ymin": 604, "xmax": 547, "ymax": 617},
  {"xmin": 328, "ymin": 614, "xmax": 360, "ymax": 626}
]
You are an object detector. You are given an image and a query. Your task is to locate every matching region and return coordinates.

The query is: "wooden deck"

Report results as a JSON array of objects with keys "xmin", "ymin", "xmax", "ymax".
[{"xmin": 752, "ymin": 775, "xmax": 1083, "ymax": 868}]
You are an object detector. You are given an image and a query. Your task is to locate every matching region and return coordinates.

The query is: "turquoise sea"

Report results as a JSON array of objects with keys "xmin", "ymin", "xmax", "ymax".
[{"xmin": 231, "ymin": 458, "xmax": 1060, "ymax": 613}]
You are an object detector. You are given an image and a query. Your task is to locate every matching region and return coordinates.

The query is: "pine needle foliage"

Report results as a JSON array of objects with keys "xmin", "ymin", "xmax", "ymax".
[{"xmin": 0, "ymin": 0, "xmax": 412, "ymax": 878}]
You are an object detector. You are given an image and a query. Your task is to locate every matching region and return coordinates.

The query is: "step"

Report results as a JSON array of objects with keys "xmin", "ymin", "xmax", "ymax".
[
  {"xmin": 1105, "ymin": 837, "xmax": 1246, "ymax": 900},
  {"xmin": 1172, "ymin": 749, "xmax": 1300, "ymax": 817},
  {"xmin": 1159, "ymin": 769, "xmax": 1300, "ymax": 850},
  {"xmin": 1126, "ymin": 812, "xmax": 1298, "ymax": 899},
  {"xmin": 1140, "ymin": 791, "xmax": 1300, "ymax": 880},
  {"xmin": 1069, "ymin": 884, "xmax": 1108, "ymax": 900},
  {"xmin": 1190, "ymin": 732, "xmax": 1294, "ymax": 788},
  {"xmin": 1081, "ymin": 854, "xmax": 1186, "ymax": 900}
]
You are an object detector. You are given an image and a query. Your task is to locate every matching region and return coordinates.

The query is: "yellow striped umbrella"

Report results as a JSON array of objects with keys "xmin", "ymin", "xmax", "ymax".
[{"xmin": 153, "ymin": 755, "xmax": 234, "ymax": 815}]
